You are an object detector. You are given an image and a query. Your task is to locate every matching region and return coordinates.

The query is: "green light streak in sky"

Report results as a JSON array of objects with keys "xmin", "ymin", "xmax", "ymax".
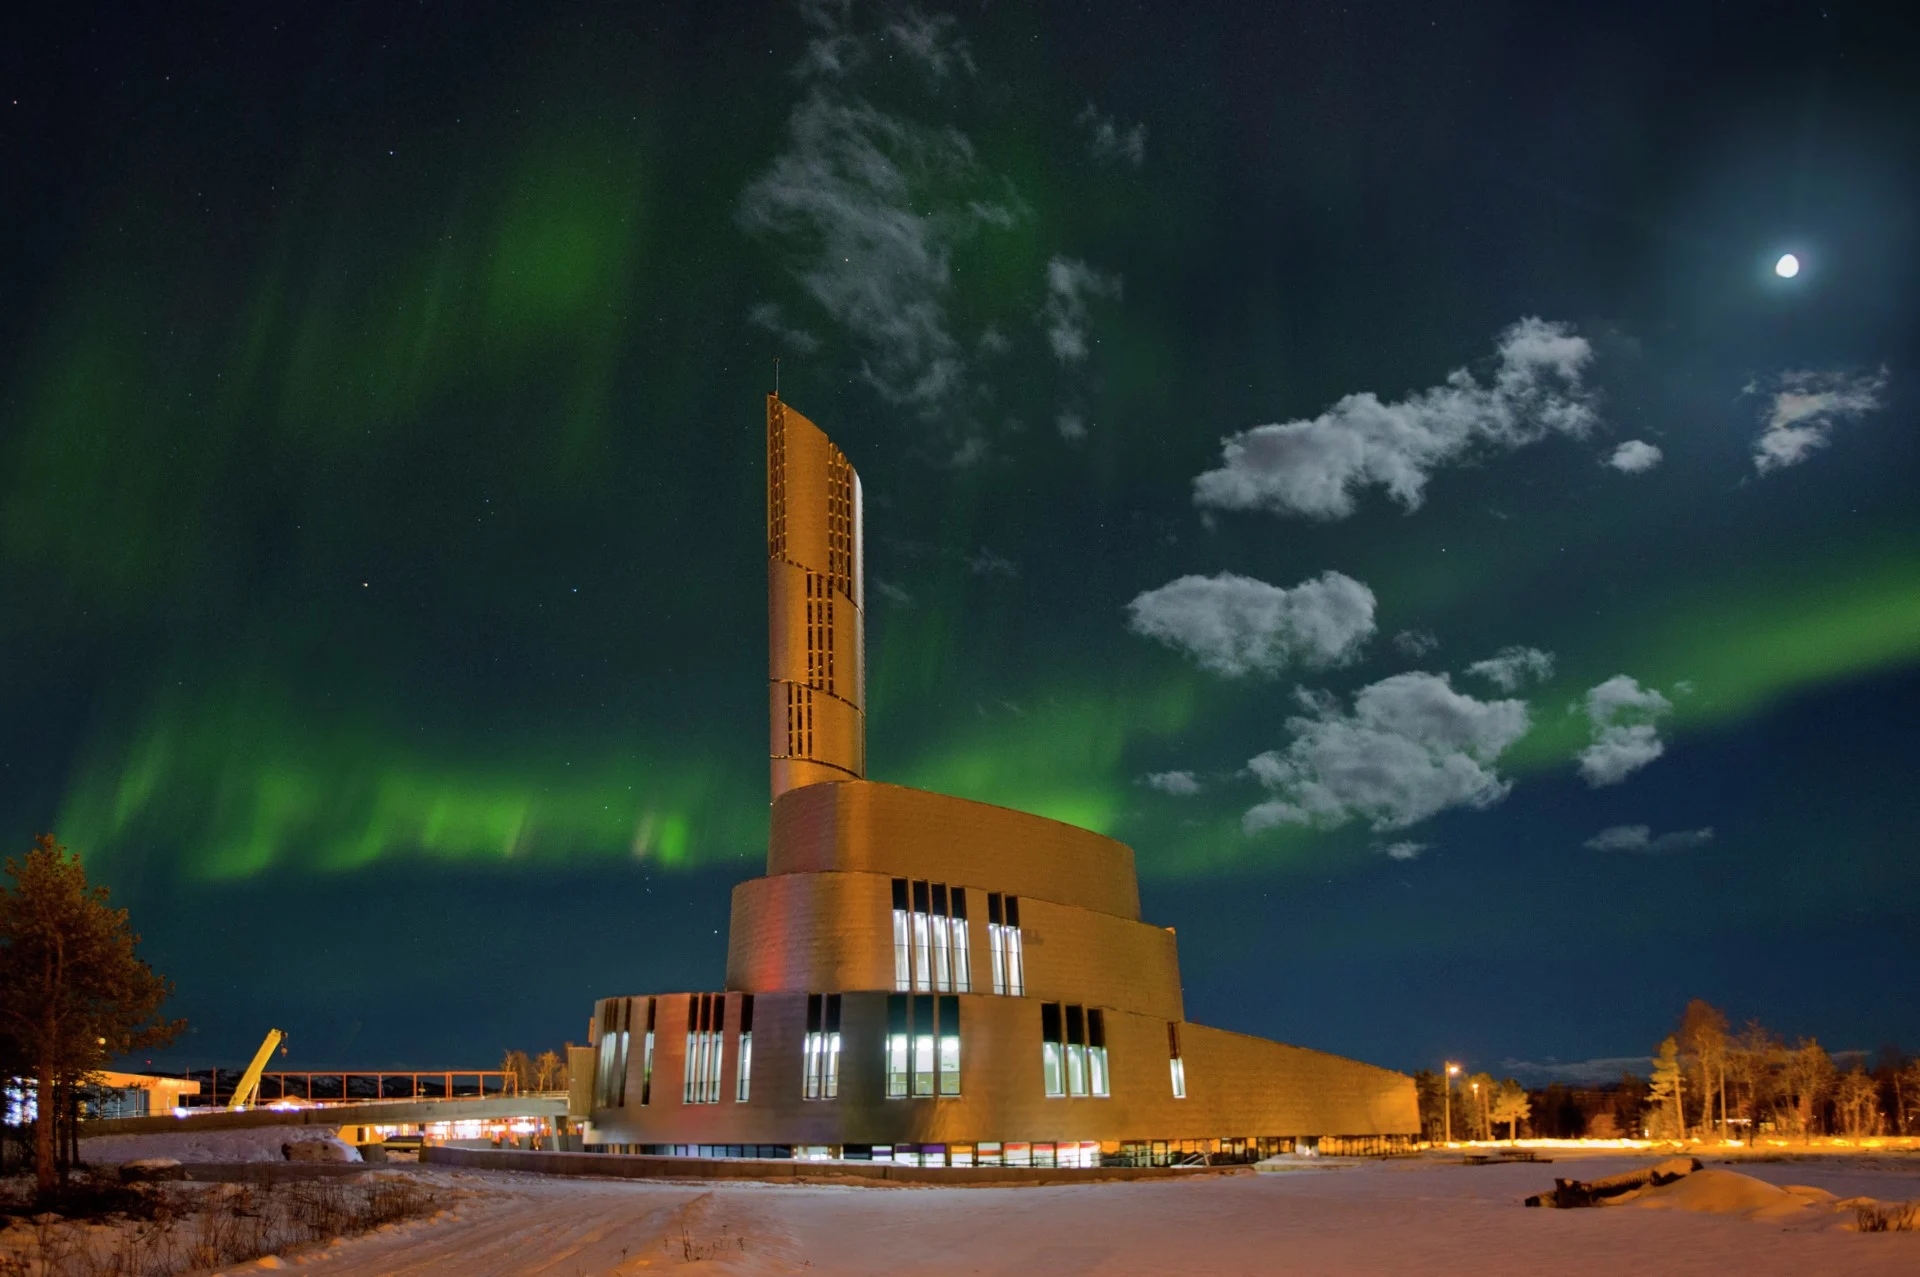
[{"xmin": 56, "ymin": 680, "xmax": 763, "ymax": 882}]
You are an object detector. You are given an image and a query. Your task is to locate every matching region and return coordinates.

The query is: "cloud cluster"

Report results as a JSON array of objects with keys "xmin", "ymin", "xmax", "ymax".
[
  {"xmin": 1583, "ymin": 824, "xmax": 1714, "ymax": 853},
  {"xmin": 1606, "ymin": 440, "xmax": 1663, "ymax": 473},
  {"xmin": 1466, "ymin": 645, "xmax": 1555, "ymax": 691},
  {"xmin": 1126, "ymin": 571, "xmax": 1376, "ymax": 678},
  {"xmin": 1143, "ymin": 770, "xmax": 1202, "ymax": 796},
  {"xmin": 741, "ymin": 4, "xmax": 1017, "ymax": 413},
  {"xmin": 1192, "ymin": 318, "xmax": 1598, "ymax": 520},
  {"xmin": 1244, "ymin": 673, "xmax": 1531, "ymax": 832},
  {"xmin": 1078, "ymin": 104, "xmax": 1146, "ymax": 166},
  {"xmin": 1042, "ymin": 257, "xmax": 1123, "ymax": 364},
  {"xmin": 1393, "ymin": 629, "xmax": 1439, "ymax": 657},
  {"xmin": 1381, "ymin": 841, "xmax": 1428, "ymax": 861},
  {"xmin": 1578, "ymin": 675, "xmax": 1672, "ymax": 787},
  {"xmin": 1750, "ymin": 367, "xmax": 1890, "ymax": 473}
]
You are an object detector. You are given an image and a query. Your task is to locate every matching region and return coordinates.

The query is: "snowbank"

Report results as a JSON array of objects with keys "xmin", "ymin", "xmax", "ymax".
[{"xmin": 80, "ymin": 1124, "xmax": 361, "ymax": 1165}]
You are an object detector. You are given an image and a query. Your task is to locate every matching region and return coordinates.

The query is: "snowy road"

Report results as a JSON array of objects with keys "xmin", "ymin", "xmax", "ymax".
[{"xmin": 244, "ymin": 1155, "xmax": 1920, "ymax": 1276}]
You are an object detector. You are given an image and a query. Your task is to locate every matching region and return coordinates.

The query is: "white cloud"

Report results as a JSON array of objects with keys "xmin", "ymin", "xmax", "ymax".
[
  {"xmin": 1750, "ymin": 367, "xmax": 1890, "ymax": 473},
  {"xmin": 882, "ymin": 7, "xmax": 976, "ymax": 80},
  {"xmin": 872, "ymin": 578, "xmax": 913, "ymax": 606},
  {"xmin": 1192, "ymin": 318, "xmax": 1597, "ymax": 520},
  {"xmin": 1244, "ymin": 673, "xmax": 1531, "ymax": 832},
  {"xmin": 1042, "ymin": 256, "xmax": 1123, "ymax": 364},
  {"xmin": 1126, "ymin": 571, "xmax": 1376, "ymax": 678},
  {"xmin": 1078, "ymin": 104, "xmax": 1146, "ymax": 167},
  {"xmin": 1144, "ymin": 770, "xmax": 1202, "ymax": 796},
  {"xmin": 747, "ymin": 300, "xmax": 822, "ymax": 354},
  {"xmin": 1578, "ymin": 675, "xmax": 1672, "ymax": 787},
  {"xmin": 742, "ymin": 6, "xmax": 1021, "ymax": 418},
  {"xmin": 1605, "ymin": 440, "xmax": 1663, "ymax": 473},
  {"xmin": 965, "ymin": 547, "xmax": 1017, "ymax": 578},
  {"xmin": 1393, "ymin": 629, "xmax": 1439, "ymax": 657},
  {"xmin": 1381, "ymin": 841, "xmax": 1428, "ymax": 861},
  {"xmin": 1583, "ymin": 824, "xmax": 1714, "ymax": 853},
  {"xmin": 1056, "ymin": 411, "xmax": 1088, "ymax": 441},
  {"xmin": 1466, "ymin": 646, "xmax": 1555, "ymax": 691}
]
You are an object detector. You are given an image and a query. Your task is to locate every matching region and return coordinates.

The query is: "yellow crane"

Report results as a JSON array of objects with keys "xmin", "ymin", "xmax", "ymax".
[{"xmin": 227, "ymin": 1029, "xmax": 287, "ymax": 1111}]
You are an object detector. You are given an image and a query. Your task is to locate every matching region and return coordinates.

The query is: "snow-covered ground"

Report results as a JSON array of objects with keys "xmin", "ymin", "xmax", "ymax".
[
  {"xmin": 81, "ymin": 1124, "xmax": 359, "ymax": 1164},
  {"xmin": 216, "ymin": 1152, "xmax": 1919, "ymax": 1275}
]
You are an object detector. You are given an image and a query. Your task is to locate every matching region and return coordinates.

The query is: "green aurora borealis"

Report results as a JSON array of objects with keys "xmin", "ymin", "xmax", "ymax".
[{"xmin": 4, "ymin": 0, "xmax": 1917, "ymax": 1070}]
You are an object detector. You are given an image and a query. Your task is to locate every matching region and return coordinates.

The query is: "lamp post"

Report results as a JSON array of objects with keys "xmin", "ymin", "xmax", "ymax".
[
  {"xmin": 1444, "ymin": 1063, "xmax": 1460, "ymax": 1145},
  {"xmin": 1471, "ymin": 1080, "xmax": 1481, "ymax": 1144}
]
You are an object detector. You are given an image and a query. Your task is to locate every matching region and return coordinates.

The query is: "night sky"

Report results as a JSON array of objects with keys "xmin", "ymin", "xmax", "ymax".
[{"xmin": 4, "ymin": 1, "xmax": 1915, "ymax": 1083}]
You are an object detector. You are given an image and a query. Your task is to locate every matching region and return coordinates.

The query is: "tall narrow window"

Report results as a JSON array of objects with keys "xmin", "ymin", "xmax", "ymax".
[
  {"xmin": 885, "ymin": 995, "xmax": 910, "ymax": 1098},
  {"xmin": 892, "ymin": 878, "xmax": 911, "ymax": 992},
  {"xmin": 1088, "ymin": 1009, "xmax": 1109, "ymax": 1097},
  {"xmin": 706, "ymin": 998, "xmax": 726, "ymax": 1103},
  {"xmin": 989, "ymin": 895, "xmax": 1008, "ymax": 995},
  {"xmin": 735, "ymin": 996, "xmax": 754, "ymax": 1102},
  {"xmin": 803, "ymin": 993, "xmax": 841, "ymax": 1100},
  {"xmin": 640, "ymin": 998, "xmax": 655, "ymax": 1106},
  {"xmin": 930, "ymin": 884, "xmax": 952, "ymax": 992},
  {"xmin": 1065, "ymin": 1004, "xmax": 1089, "ymax": 1097},
  {"xmin": 1041, "ymin": 1002, "xmax": 1065, "ymax": 1097},
  {"xmin": 1003, "ymin": 896, "xmax": 1025, "ymax": 995},
  {"xmin": 912, "ymin": 993, "xmax": 936, "ymax": 1097},
  {"xmin": 911, "ymin": 881, "xmax": 933, "ymax": 992},
  {"xmin": 949, "ymin": 889, "xmax": 971, "ymax": 993},
  {"xmin": 938, "ymin": 994, "xmax": 961, "ymax": 1096},
  {"xmin": 1168, "ymin": 1022, "xmax": 1186, "ymax": 1099}
]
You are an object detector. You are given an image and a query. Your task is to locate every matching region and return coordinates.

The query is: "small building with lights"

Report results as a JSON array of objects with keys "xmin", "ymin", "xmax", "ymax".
[{"xmin": 583, "ymin": 396, "xmax": 1418, "ymax": 1167}]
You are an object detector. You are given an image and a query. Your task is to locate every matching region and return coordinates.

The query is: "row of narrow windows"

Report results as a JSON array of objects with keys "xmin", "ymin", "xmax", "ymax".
[
  {"xmin": 891, "ymin": 881, "xmax": 1025, "ymax": 996},
  {"xmin": 594, "ymin": 997, "xmax": 1191, "ymax": 1109}
]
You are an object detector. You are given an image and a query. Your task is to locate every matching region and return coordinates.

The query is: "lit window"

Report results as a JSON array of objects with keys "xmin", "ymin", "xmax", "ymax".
[
  {"xmin": 949, "ymin": 889, "xmax": 971, "ymax": 993},
  {"xmin": 938, "ymin": 995, "xmax": 961, "ymax": 1096},
  {"xmin": 930, "ymin": 884, "xmax": 951, "ymax": 992},
  {"xmin": 594, "ymin": 999, "xmax": 630, "ymax": 1109},
  {"xmin": 683, "ymin": 994, "xmax": 725, "ymax": 1105},
  {"xmin": 1041, "ymin": 1002, "xmax": 1065, "ymax": 1097},
  {"xmin": 892, "ymin": 879, "xmax": 911, "ymax": 992},
  {"xmin": 1169, "ymin": 1022, "xmax": 1186, "ymax": 1099},
  {"xmin": 911, "ymin": 881, "xmax": 933, "ymax": 992},
  {"xmin": 1088, "ymin": 1009, "xmax": 1109, "ymax": 1097},
  {"xmin": 989, "ymin": 894, "xmax": 1025, "ymax": 996},
  {"xmin": 895, "ymin": 880, "xmax": 972, "ymax": 993},
  {"xmin": 803, "ymin": 993, "xmax": 841, "ymax": 1100},
  {"xmin": 735, "ymin": 996, "xmax": 754, "ymax": 1102},
  {"xmin": 886, "ymin": 994, "xmax": 962, "ymax": 1098},
  {"xmin": 639, "ymin": 996, "xmax": 656, "ymax": 1106},
  {"xmin": 1043, "ymin": 1003, "xmax": 1109, "ymax": 1099}
]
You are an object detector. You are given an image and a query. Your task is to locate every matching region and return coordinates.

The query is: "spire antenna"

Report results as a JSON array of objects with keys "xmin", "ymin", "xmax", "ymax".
[{"xmin": 773, "ymin": 355, "xmax": 780, "ymax": 399}]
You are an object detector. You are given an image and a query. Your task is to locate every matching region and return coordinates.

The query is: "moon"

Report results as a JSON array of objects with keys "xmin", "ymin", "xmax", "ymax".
[{"xmin": 1775, "ymin": 253, "xmax": 1800, "ymax": 278}]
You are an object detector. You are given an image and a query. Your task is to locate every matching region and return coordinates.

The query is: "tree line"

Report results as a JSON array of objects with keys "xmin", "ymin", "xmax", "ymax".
[{"xmin": 1417, "ymin": 998, "xmax": 1920, "ymax": 1142}]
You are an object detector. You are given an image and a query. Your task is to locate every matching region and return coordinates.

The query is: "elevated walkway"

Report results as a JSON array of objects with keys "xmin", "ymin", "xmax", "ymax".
[{"xmin": 80, "ymin": 1094, "xmax": 568, "ymax": 1139}]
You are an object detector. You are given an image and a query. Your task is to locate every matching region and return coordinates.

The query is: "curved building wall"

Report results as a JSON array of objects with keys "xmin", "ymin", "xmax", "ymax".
[
  {"xmin": 767, "ymin": 395, "xmax": 865, "ymax": 798},
  {"xmin": 589, "ymin": 992, "xmax": 1416, "ymax": 1148},
  {"xmin": 725, "ymin": 873, "xmax": 1185, "ymax": 1022},
  {"xmin": 766, "ymin": 781, "xmax": 1141, "ymax": 921}
]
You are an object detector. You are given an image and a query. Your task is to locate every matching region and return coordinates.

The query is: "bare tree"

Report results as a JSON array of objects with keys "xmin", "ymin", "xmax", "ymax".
[
  {"xmin": 1835, "ymin": 1068, "xmax": 1879, "ymax": 1137},
  {"xmin": 0, "ymin": 835, "xmax": 184, "ymax": 1196},
  {"xmin": 1677, "ymin": 999, "xmax": 1729, "ymax": 1139},
  {"xmin": 1900, "ymin": 1058, "xmax": 1920, "ymax": 1136},
  {"xmin": 534, "ymin": 1050, "xmax": 562, "ymax": 1092},
  {"xmin": 1781, "ymin": 1038, "xmax": 1835, "ymax": 1138}
]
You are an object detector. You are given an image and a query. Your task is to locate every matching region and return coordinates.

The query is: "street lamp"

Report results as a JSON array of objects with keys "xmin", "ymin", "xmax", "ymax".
[
  {"xmin": 1444, "ymin": 1063, "xmax": 1460, "ymax": 1145},
  {"xmin": 1471, "ymin": 1080, "xmax": 1482, "ymax": 1144}
]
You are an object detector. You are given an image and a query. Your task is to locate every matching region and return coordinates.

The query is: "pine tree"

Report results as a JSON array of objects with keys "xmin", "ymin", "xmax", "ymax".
[
  {"xmin": 0, "ymin": 835, "xmax": 184, "ymax": 1196},
  {"xmin": 1491, "ymin": 1079, "xmax": 1531, "ymax": 1142}
]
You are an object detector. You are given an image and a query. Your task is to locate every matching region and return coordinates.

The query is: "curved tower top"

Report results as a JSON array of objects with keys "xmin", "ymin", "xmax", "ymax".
[{"xmin": 766, "ymin": 394, "xmax": 866, "ymax": 799}]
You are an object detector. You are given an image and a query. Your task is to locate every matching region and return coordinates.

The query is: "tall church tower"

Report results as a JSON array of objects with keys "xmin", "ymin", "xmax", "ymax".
[{"xmin": 765, "ymin": 394, "xmax": 866, "ymax": 799}]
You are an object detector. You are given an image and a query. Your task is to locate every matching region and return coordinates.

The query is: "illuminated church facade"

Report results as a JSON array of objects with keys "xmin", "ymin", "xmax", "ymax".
[{"xmin": 584, "ymin": 396, "xmax": 1418, "ymax": 1166}]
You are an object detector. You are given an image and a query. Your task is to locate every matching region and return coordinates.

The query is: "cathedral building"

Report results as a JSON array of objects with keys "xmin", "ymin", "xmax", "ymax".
[{"xmin": 584, "ymin": 396, "xmax": 1418, "ymax": 1166}]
